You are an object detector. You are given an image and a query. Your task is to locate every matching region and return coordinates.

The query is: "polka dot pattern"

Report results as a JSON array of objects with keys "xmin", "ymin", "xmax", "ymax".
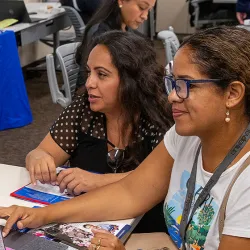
[{"xmin": 50, "ymin": 94, "xmax": 165, "ymax": 154}]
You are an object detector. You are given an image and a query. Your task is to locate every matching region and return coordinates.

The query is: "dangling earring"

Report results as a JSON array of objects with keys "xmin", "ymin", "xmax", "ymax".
[
  {"xmin": 225, "ymin": 109, "xmax": 230, "ymax": 123},
  {"xmin": 119, "ymin": 4, "xmax": 123, "ymax": 8}
]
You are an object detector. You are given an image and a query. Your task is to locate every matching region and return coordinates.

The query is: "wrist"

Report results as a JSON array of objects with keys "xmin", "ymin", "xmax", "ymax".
[
  {"xmin": 43, "ymin": 205, "xmax": 59, "ymax": 224},
  {"xmin": 95, "ymin": 173, "xmax": 109, "ymax": 188}
]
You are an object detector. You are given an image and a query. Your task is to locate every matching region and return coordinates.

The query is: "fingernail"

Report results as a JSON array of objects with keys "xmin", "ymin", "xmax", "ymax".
[
  {"xmin": 51, "ymin": 182, "xmax": 56, "ymax": 186},
  {"xmin": 33, "ymin": 182, "xmax": 36, "ymax": 186},
  {"xmin": 2, "ymin": 232, "xmax": 6, "ymax": 238}
]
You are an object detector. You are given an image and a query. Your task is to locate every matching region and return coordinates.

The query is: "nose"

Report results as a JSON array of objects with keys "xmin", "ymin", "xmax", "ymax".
[
  {"xmin": 141, "ymin": 10, "xmax": 148, "ymax": 21},
  {"xmin": 85, "ymin": 73, "xmax": 97, "ymax": 89},
  {"xmin": 168, "ymin": 89, "xmax": 183, "ymax": 104}
]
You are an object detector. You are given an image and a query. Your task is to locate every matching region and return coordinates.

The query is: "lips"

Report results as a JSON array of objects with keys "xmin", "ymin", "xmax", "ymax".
[
  {"xmin": 172, "ymin": 108, "xmax": 187, "ymax": 118},
  {"xmin": 88, "ymin": 93, "xmax": 101, "ymax": 103},
  {"xmin": 88, "ymin": 94, "xmax": 100, "ymax": 98}
]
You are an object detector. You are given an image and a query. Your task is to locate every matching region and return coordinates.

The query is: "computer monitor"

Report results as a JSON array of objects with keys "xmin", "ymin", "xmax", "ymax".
[{"xmin": 0, "ymin": 0, "xmax": 32, "ymax": 23}]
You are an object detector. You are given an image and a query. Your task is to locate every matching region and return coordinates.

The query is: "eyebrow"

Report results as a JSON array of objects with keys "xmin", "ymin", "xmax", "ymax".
[
  {"xmin": 86, "ymin": 65, "xmax": 112, "ymax": 74},
  {"xmin": 94, "ymin": 66, "xmax": 112, "ymax": 74},
  {"xmin": 175, "ymin": 74, "xmax": 195, "ymax": 79}
]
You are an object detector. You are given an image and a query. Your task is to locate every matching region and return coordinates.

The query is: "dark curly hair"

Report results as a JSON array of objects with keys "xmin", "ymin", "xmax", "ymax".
[
  {"xmin": 78, "ymin": 30, "xmax": 173, "ymax": 168},
  {"xmin": 180, "ymin": 26, "xmax": 250, "ymax": 119}
]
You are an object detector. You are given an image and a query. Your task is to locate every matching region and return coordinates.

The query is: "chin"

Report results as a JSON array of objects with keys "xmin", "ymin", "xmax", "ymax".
[
  {"xmin": 129, "ymin": 23, "xmax": 139, "ymax": 30},
  {"xmin": 89, "ymin": 104, "xmax": 102, "ymax": 113},
  {"xmin": 175, "ymin": 123, "xmax": 195, "ymax": 137}
]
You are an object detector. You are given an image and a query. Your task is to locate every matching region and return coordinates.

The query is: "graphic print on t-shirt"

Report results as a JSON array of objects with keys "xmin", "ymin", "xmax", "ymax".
[{"xmin": 164, "ymin": 170, "xmax": 219, "ymax": 250}]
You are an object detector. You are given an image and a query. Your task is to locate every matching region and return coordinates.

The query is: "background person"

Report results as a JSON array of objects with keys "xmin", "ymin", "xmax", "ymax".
[
  {"xmin": 25, "ymin": 31, "xmax": 173, "ymax": 233},
  {"xmin": 59, "ymin": 0, "xmax": 103, "ymax": 24},
  {"xmin": 75, "ymin": 0, "xmax": 156, "ymax": 89},
  {"xmin": 236, "ymin": 0, "xmax": 250, "ymax": 24}
]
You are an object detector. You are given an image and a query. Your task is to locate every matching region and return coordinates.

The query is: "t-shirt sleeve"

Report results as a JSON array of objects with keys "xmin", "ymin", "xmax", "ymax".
[
  {"xmin": 49, "ymin": 95, "xmax": 86, "ymax": 155},
  {"xmin": 223, "ymin": 165, "xmax": 250, "ymax": 238},
  {"xmin": 163, "ymin": 125, "xmax": 179, "ymax": 159}
]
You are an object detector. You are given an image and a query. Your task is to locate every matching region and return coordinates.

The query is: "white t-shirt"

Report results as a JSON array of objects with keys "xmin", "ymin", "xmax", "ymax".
[{"xmin": 163, "ymin": 125, "xmax": 250, "ymax": 250}]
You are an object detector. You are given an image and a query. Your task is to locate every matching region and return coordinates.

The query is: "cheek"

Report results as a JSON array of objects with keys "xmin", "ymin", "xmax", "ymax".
[
  {"xmin": 123, "ymin": 6, "xmax": 138, "ymax": 22},
  {"xmin": 188, "ymin": 95, "xmax": 225, "ymax": 122},
  {"xmin": 101, "ymin": 82, "xmax": 120, "ymax": 104}
]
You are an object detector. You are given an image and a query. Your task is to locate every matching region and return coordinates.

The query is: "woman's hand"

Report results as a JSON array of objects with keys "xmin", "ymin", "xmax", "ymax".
[
  {"xmin": 57, "ymin": 168, "xmax": 102, "ymax": 195},
  {"xmin": 89, "ymin": 229, "xmax": 125, "ymax": 250},
  {"xmin": 0, "ymin": 205, "xmax": 47, "ymax": 237},
  {"xmin": 26, "ymin": 148, "xmax": 57, "ymax": 185},
  {"xmin": 236, "ymin": 12, "xmax": 247, "ymax": 24}
]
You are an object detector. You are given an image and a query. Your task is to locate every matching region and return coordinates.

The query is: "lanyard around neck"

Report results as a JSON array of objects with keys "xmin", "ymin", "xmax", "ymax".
[{"xmin": 179, "ymin": 123, "xmax": 250, "ymax": 250}]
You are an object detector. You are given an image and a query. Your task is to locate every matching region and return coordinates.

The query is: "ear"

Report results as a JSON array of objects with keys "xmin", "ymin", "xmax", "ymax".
[
  {"xmin": 117, "ymin": 0, "xmax": 124, "ymax": 6},
  {"xmin": 225, "ymin": 81, "xmax": 245, "ymax": 108}
]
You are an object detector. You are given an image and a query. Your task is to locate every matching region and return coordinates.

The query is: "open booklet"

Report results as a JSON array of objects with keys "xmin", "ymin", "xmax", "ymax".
[
  {"xmin": 27, "ymin": 219, "xmax": 136, "ymax": 250},
  {"xmin": 10, "ymin": 181, "xmax": 73, "ymax": 205},
  {"xmin": 10, "ymin": 167, "xmax": 73, "ymax": 205}
]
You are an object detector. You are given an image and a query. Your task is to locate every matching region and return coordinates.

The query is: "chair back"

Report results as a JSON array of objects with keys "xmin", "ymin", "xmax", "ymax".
[
  {"xmin": 157, "ymin": 27, "xmax": 180, "ymax": 65},
  {"xmin": 62, "ymin": 6, "xmax": 86, "ymax": 42},
  {"xmin": 46, "ymin": 42, "xmax": 80, "ymax": 107}
]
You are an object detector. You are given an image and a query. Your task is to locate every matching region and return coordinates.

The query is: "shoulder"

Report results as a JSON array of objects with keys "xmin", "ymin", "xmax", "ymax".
[
  {"xmin": 164, "ymin": 125, "xmax": 200, "ymax": 160},
  {"xmin": 72, "ymin": 94, "xmax": 106, "ymax": 138},
  {"xmin": 66, "ymin": 93, "xmax": 89, "ymax": 115},
  {"xmin": 223, "ymin": 152, "xmax": 250, "ymax": 237},
  {"xmin": 87, "ymin": 22, "xmax": 112, "ymax": 40},
  {"xmin": 227, "ymin": 152, "xmax": 250, "ymax": 204}
]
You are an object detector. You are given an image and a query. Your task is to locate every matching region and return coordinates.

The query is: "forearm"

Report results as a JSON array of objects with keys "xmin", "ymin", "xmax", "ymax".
[
  {"xmin": 45, "ymin": 142, "xmax": 173, "ymax": 225},
  {"xmin": 98, "ymin": 171, "xmax": 132, "ymax": 187},
  {"xmin": 45, "ymin": 180, "xmax": 139, "ymax": 224}
]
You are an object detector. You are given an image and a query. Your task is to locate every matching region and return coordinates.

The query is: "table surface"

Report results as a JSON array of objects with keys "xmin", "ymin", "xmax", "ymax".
[
  {"xmin": 0, "ymin": 163, "xmax": 140, "ymax": 247},
  {"xmin": 0, "ymin": 164, "xmax": 138, "ymax": 228},
  {"xmin": 4, "ymin": 3, "xmax": 66, "ymax": 33}
]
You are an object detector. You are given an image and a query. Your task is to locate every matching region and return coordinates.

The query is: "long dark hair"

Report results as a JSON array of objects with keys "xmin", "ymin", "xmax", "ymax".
[
  {"xmin": 180, "ymin": 26, "xmax": 250, "ymax": 119},
  {"xmin": 80, "ymin": 31, "xmax": 173, "ymax": 169},
  {"xmin": 75, "ymin": 0, "xmax": 122, "ymax": 65}
]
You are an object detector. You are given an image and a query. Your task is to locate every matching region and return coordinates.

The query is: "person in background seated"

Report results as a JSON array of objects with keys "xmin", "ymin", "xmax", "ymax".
[
  {"xmin": 59, "ymin": 0, "xmax": 103, "ymax": 24},
  {"xmin": 25, "ymin": 31, "xmax": 173, "ymax": 233},
  {"xmin": 236, "ymin": 0, "xmax": 250, "ymax": 24},
  {"xmin": 75, "ymin": 0, "xmax": 156, "ymax": 89},
  {"xmin": 1, "ymin": 26, "xmax": 250, "ymax": 250}
]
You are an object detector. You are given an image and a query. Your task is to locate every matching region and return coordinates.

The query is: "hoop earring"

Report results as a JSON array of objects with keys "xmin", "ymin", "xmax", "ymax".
[{"xmin": 225, "ymin": 109, "xmax": 230, "ymax": 123}]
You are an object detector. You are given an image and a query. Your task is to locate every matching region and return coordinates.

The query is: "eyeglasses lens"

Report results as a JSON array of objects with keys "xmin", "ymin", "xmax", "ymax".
[
  {"xmin": 176, "ymin": 79, "xmax": 188, "ymax": 99},
  {"xmin": 107, "ymin": 149, "xmax": 124, "ymax": 173},
  {"xmin": 165, "ymin": 77, "xmax": 173, "ymax": 94}
]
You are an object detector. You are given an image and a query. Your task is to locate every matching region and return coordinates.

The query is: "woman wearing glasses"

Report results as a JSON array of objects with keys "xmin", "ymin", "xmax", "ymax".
[
  {"xmin": 2, "ymin": 26, "xmax": 250, "ymax": 250},
  {"xmin": 75, "ymin": 0, "xmax": 156, "ymax": 89},
  {"xmin": 25, "ymin": 31, "xmax": 172, "ymax": 233}
]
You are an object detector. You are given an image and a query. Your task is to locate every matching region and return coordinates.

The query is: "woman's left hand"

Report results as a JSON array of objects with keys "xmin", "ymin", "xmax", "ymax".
[
  {"xmin": 88, "ymin": 229, "xmax": 125, "ymax": 250},
  {"xmin": 56, "ymin": 168, "xmax": 102, "ymax": 195}
]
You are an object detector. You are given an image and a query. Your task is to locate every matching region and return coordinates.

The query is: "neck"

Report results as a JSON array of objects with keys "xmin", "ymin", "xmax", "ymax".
[
  {"xmin": 105, "ymin": 112, "xmax": 123, "ymax": 129},
  {"xmin": 105, "ymin": 111, "xmax": 131, "ymax": 149},
  {"xmin": 121, "ymin": 22, "xmax": 127, "ymax": 31},
  {"xmin": 200, "ymin": 119, "xmax": 250, "ymax": 172}
]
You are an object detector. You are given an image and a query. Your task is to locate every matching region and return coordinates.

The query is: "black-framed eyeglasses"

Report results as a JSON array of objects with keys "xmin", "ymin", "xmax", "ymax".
[
  {"xmin": 107, "ymin": 147, "xmax": 125, "ymax": 173},
  {"xmin": 164, "ymin": 75, "xmax": 221, "ymax": 99}
]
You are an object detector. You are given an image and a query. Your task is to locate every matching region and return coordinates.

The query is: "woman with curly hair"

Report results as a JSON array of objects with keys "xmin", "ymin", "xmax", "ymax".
[
  {"xmin": 75, "ymin": 0, "xmax": 156, "ymax": 89},
  {"xmin": 25, "ymin": 30, "xmax": 173, "ymax": 233}
]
